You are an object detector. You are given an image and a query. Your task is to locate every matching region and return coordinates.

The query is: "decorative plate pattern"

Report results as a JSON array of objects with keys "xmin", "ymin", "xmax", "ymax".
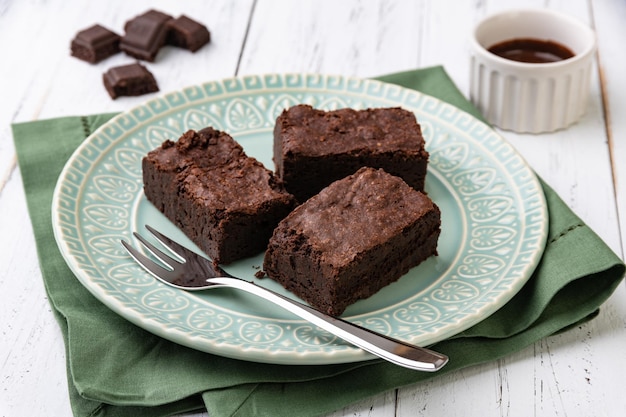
[{"xmin": 52, "ymin": 73, "xmax": 548, "ymax": 365}]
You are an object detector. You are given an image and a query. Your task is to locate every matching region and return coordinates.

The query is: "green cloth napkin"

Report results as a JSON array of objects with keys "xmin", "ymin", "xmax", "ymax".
[{"xmin": 12, "ymin": 66, "xmax": 625, "ymax": 417}]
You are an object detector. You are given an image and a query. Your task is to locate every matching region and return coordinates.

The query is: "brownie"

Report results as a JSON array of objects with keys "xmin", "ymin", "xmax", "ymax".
[
  {"xmin": 263, "ymin": 167, "xmax": 441, "ymax": 316},
  {"xmin": 70, "ymin": 24, "xmax": 120, "ymax": 63},
  {"xmin": 102, "ymin": 63, "xmax": 159, "ymax": 99},
  {"xmin": 143, "ymin": 127, "xmax": 296, "ymax": 264},
  {"xmin": 273, "ymin": 104, "xmax": 429, "ymax": 203},
  {"xmin": 120, "ymin": 9, "xmax": 173, "ymax": 61},
  {"xmin": 166, "ymin": 15, "xmax": 211, "ymax": 52}
]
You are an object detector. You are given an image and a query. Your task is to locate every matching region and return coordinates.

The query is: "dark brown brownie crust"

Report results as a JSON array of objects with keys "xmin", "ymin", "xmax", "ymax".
[
  {"xmin": 263, "ymin": 167, "xmax": 441, "ymax": 316},
  {"xmin": 143, "ymin": 127, "xmax": 296, "ymax": 264},
  {"xmin": 273, "ymin": 105, "xmax": 429, "ymax": 203}
]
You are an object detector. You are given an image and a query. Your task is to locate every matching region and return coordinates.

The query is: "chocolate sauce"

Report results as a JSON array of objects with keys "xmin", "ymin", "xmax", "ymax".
[{"xmin": 488, "ymin": 38, "xmax": 575, "ymax": 63}]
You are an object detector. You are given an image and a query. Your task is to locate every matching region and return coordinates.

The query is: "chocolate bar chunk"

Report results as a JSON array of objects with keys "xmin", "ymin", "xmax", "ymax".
[
  {"xmin": 120, "ymin": 9, "xmax": 173, "ymax": 61},
  {"xmin": 71, "ymin": 24, "xmax": 121, "ymax": 63},
  {"xmin": 102, "ymin": 63, "xmax": 159, "ymax": 99},
  {"xmin": 166, "ymin": 15, "xmax": 211, "ymax": 52}
]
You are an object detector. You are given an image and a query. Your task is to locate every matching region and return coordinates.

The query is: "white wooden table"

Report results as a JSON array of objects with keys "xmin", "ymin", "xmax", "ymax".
[{"xmin": 1, "ymin": 0, "xmax": 625, "ymax": 416}]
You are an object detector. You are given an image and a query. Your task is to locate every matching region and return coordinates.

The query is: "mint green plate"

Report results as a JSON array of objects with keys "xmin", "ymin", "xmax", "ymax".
[{"xmin": 52, "ymin": 74, "xmax": 548, "ymax": 365}]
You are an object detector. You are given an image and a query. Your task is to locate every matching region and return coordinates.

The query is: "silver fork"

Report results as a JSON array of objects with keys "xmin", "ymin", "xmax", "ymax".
[{"xmin": 121, "ymin": 225, "xmax": 448, "ymax": 371}]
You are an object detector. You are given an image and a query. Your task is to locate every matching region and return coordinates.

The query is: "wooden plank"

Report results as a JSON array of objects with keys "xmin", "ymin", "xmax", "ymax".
[
  {"xmin": 593, "ymin": 0, "xmax": 626, "ymax": 256},
  {"xmin": 239, "ymin": 0, "xmax": 422, "ymax": 77}
]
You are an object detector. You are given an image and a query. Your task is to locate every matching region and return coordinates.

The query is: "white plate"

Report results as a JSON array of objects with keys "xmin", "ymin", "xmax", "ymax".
[{"xmin": 52, "ymin": 73, "xmax": 548, "ymax": 365}]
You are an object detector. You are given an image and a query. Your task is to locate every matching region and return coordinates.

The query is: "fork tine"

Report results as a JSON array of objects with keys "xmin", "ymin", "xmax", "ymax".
[
  {"xmin": 145, "ymin": 224, "xmax": 198, "ymax": 259},
  {"xmin": 145, "ymin": 225, "xmax": 233, "ymax": 279},
  {"xmin": 132, "ymin": 231, "xmax": 183, "ymax": 268},
  {"xmin": 121, "ymin": 239, "xmax": 176, "ymax": 279}
]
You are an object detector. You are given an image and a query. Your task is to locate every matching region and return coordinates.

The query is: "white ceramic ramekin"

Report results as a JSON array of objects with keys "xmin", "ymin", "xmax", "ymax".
[{"xmin": 469, "ymin": 9, "xmax": 596, "ymax": 133}]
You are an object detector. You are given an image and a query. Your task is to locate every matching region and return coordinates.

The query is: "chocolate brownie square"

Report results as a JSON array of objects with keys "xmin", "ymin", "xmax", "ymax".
[
  {"xmin": 273, "ymin": 105, "xmax": 429, "ymax": 203},
  {"xmin": 263, "ymin": 167, "xmax": 440, "ymax": 316},
  {"xmin": 143, "ymin": 127, "xmax": 296, "ymax": 264}
]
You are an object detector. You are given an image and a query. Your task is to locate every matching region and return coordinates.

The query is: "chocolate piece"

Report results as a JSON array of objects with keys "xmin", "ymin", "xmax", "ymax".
[
  {"xmin": 274, "ymin": 105, "xmax": 429, "ymax": 203},
  {"xmin": 120, "ymin": 9, "xmax": 173, "ymax": 61},
  {"xmin": 263, "ymin": 167, "xmax": 441, "ymax": 316},
  {"xmin": 143, "ymin": 128, "xmax": 296, "ymax": 264},
  {"xmin": 166, "ymin": 15, "xmax": 211, "ymax": 52},
  {"xmin": 70, "ymin": 24, "xmax": 121, "ymax": 63},
  {"xmin": 102, "ymin": 63, "xmax": 159, "ymax": 99}
]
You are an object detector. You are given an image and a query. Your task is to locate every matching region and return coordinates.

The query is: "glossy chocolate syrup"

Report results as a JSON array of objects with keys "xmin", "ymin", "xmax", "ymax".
[{"xmin": 488, "ymin": 38, "xmax": 575, "ymax": 63}]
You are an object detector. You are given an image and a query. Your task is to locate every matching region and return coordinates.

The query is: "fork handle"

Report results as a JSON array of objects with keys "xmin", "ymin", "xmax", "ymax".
[{"xmin": 207, "ymin": 276, "xmax": 448, "ymax": 371}]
